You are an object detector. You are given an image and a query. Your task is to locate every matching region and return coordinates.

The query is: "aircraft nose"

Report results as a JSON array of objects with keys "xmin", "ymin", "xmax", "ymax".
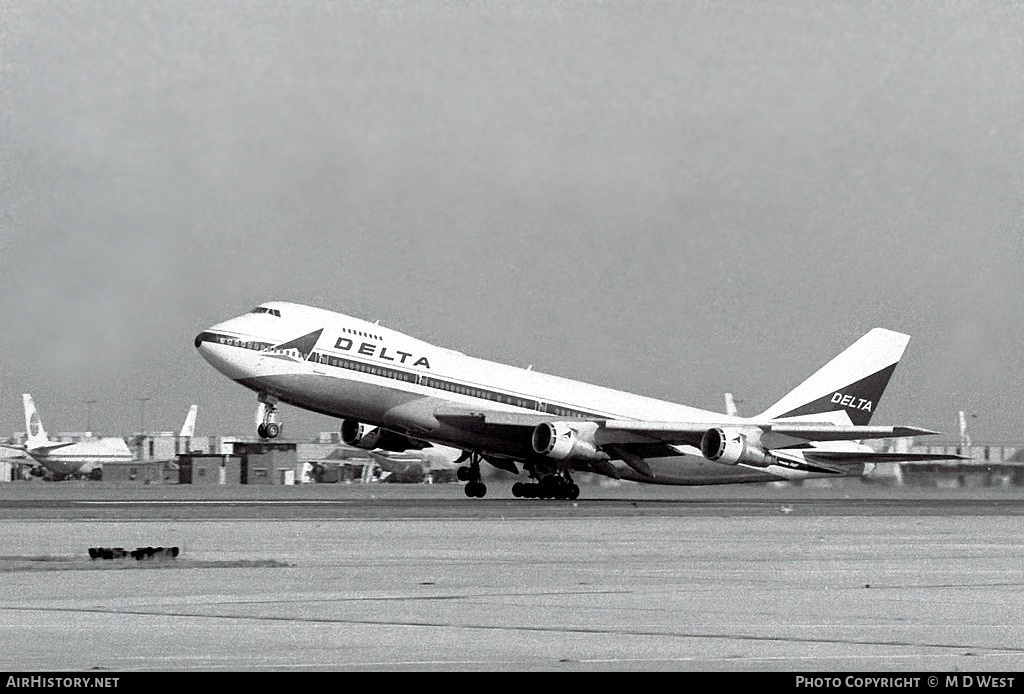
[{"xmin": 194, "ymin": 332, "xmax": 205, "ymax": 350}]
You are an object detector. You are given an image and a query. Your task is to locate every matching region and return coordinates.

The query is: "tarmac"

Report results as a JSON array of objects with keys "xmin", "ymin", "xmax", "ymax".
[{"xmin": 2, "ymin": 481, "xmax": 1024, "ymax": 671}]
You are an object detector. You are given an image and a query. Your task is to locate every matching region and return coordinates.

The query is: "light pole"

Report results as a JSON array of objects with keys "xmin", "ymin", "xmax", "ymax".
[
  {"xmin": 135, "ymin": 397, "xmax": 152, "ymax": 434},
  {"xmin": 958, "ymin": 411, "xmax": 978, "ymax": 449},
  {"xmin": 83, "ymin": 399, "xmax": 97, "ymax": 432}
]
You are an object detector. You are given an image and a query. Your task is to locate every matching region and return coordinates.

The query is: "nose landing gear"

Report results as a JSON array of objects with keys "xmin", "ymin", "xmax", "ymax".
[{"xmin": 256, "ymin": 394, "xmax": 281, "ymax": 439}]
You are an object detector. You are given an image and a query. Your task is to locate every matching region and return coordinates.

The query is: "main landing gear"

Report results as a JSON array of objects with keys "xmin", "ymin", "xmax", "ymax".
[
  {"xmin": 456, "ymin": 452, "xmax": 486, "ymax": 498},
  {"xmin": 453, "ymin": 453, "xmax": 579, "ymax": 500},
  {"xmin": 512, "ymin": 473, "xmax": 580, "ymax": 500},
  {"xmin": 256, "ymin": 394, "xmax": 281, "ymax": 439}
]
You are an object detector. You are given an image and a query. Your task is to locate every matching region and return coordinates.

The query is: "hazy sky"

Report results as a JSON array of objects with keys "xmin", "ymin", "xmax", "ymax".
[{"xmin": 1, "ymin": 1, "xmax": 1022, "ymax": 442}]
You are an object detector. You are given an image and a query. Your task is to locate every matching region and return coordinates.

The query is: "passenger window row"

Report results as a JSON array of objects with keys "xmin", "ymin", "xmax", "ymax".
[{"xmin": 307, "ymin": 349, "xmax": 598, "ymax": 418}]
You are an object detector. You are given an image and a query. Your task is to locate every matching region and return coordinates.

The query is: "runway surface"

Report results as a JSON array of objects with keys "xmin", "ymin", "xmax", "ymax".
[{"xmin": 2, "ymin": 482, "xmax": 1024, "ymax": 671}]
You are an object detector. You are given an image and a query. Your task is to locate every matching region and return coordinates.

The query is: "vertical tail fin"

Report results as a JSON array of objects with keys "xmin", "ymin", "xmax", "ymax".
[
  {"xmin": 179, "ymin": 405, "xmax": 198, "ymax": 438},
  {"xmin": 757, "ymin": 328, "xmax": 910, "ymax": 425},
  {"xmin": 23, "ymin": 394, "xmax": 49, "ymax": 444},
  {"xmin": 724, "ymin": 393, "xmax": 738, "ymax": 417}
]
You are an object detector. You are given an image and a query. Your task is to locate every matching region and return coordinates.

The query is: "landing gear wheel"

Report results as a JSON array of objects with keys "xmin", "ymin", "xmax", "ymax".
[
  {"xmin": 464, "ymin": 481, "xmax": 487, "ymax": 498},
  {"xmin": 514, "ymin": 473, "xmax": 579, "ymax": 500},
  {"xmin": 256, "ymin": 394, "xmax": 281, "ymax": 439},
  {"xmin": 460, "ymin": 453, "xmax": 486, "ymax": 498}
]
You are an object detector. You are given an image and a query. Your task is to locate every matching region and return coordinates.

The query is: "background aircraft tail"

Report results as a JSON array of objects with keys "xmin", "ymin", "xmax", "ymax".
[
  {"xmin": 757, "ymin": 328, "xmax": 910, "ymax": 426},
  {"xmin": 23, "ymin": 394, "xmax": 50, "ymax": 444},
  {"xmin": 180, "ymin": 405, "xmax": 198, "ymax": 438}
]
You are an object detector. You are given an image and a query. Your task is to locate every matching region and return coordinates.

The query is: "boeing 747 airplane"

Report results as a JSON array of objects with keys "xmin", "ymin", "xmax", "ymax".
[{"xmin": 195, "ymin": 302, "xmax": 962, "ymax": 499}]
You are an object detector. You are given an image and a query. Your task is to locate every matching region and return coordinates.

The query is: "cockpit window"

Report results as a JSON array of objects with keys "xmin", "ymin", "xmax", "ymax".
[{"xmin": 250, "ymin": 307, "xmax": 282, "ymax": 317}]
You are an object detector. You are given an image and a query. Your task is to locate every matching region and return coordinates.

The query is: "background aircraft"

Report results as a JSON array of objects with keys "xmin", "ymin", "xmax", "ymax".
[
  {"xmin": 1, "ymin": 394, "xmax": 196, "ymax": 480},
  {"xmin": 366, "ymin": 446, "xmax": 462, "ymax": 483}
]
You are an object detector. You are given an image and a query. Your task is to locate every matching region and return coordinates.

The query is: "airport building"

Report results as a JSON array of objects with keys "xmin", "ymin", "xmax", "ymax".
[
  {"xmin": 174, "ymin": 439, "xmax": 390, "ymax": 485},
  {"xmin": 101, "ymin": 460, "xmax": 170, "ymax": 484},
  {"xmin": 177, "ymin": 454, "xmax": 240, "ymax": 485},
  {"xmin": 0, "ymin": 460, "xmax": 18, "ymax": 482}
]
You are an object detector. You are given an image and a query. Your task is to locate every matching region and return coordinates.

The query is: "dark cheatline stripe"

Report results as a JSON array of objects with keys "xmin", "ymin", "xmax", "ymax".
[
  {"xmin": 195, "ymin": 331, "xmax": 275, "ymax": 352},
  {"xmin": 776, "ymin": 363, "xmax": 898, "ymax": 426}
]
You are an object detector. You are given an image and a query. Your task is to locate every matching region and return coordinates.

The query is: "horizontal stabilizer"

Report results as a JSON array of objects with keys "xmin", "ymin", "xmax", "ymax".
[
  {"xmin": 803, "ymin": 451, "xmax": 971, "ymax": 463},
  {"xmin": 765, "ymin": 424, "xmax": 942, "ymax": 441},
  {"xmin": 596, "ymin": 421, "xmax": 942, "ymax": 445}
]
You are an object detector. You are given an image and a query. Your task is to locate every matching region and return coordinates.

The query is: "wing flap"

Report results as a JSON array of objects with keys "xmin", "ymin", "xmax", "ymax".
[{"xmin": 433, "ymin": 405, "xmax": 557, "ymax": 429}]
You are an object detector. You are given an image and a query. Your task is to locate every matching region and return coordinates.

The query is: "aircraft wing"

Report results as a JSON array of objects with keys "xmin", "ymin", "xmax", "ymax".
[
  {"xmin": 432, "ymin": 404, "xmax": 940, "ymax": 447},
  {"xmin": 0, "ymin": 442, "xmax": 69, "ymax": 460},
  {"xmin": 22, "ymin": 441, "xmax": 79, "ymax": 454}
]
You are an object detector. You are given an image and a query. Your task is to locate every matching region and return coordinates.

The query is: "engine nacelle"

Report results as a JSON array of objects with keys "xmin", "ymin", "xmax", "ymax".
[
  {"xmin": 340, "ymin": 419, "xmax": 420, "ymax": 452},
  {"xmin": 700, "ymin": 427, "xmax": 774, "ymax": 467},
  {"xmin": 341, "ymin": 419, "xmax": 378, "ymax": 449},
  {"xmin": 531, "ymin": 421, "xmax": 602, "ymax": 461}
]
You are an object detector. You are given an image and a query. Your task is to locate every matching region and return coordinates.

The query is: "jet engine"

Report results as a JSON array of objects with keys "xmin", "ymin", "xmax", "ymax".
[
  {"xmin": 340, "ymin": 419, "xmax": 422, "ymax": 452},
  {"xmin": 531, "ymin": 421, "xmax": 602, "ymax": 461},
  {"xmin": 700, "ymin": 427, "xmax": 774, "ymax": 466}
]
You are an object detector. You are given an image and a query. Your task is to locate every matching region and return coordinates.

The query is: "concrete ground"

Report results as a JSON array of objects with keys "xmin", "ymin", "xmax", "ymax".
[{"xmin": 1, "ymin": 482, "xmax": 1023, "ymax": 671}]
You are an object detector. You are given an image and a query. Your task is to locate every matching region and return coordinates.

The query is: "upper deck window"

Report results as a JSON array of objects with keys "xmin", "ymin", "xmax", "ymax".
[
  {"xmin": 341, "ymin": 326, "xmax": 381, "ymax": 340},
  {"xmin": 250, "ymin": 307, "xmax": 282, "ymax": 317}
]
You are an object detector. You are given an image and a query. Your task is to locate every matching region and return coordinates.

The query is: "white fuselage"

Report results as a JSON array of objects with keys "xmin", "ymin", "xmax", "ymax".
[
  {"xmin": 195, "ymin": 302, "xmax": 842, "ymax": 484},
  {"xmin": 26, "ymin": 438, "xmax": 134, "ymax": 477}
]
